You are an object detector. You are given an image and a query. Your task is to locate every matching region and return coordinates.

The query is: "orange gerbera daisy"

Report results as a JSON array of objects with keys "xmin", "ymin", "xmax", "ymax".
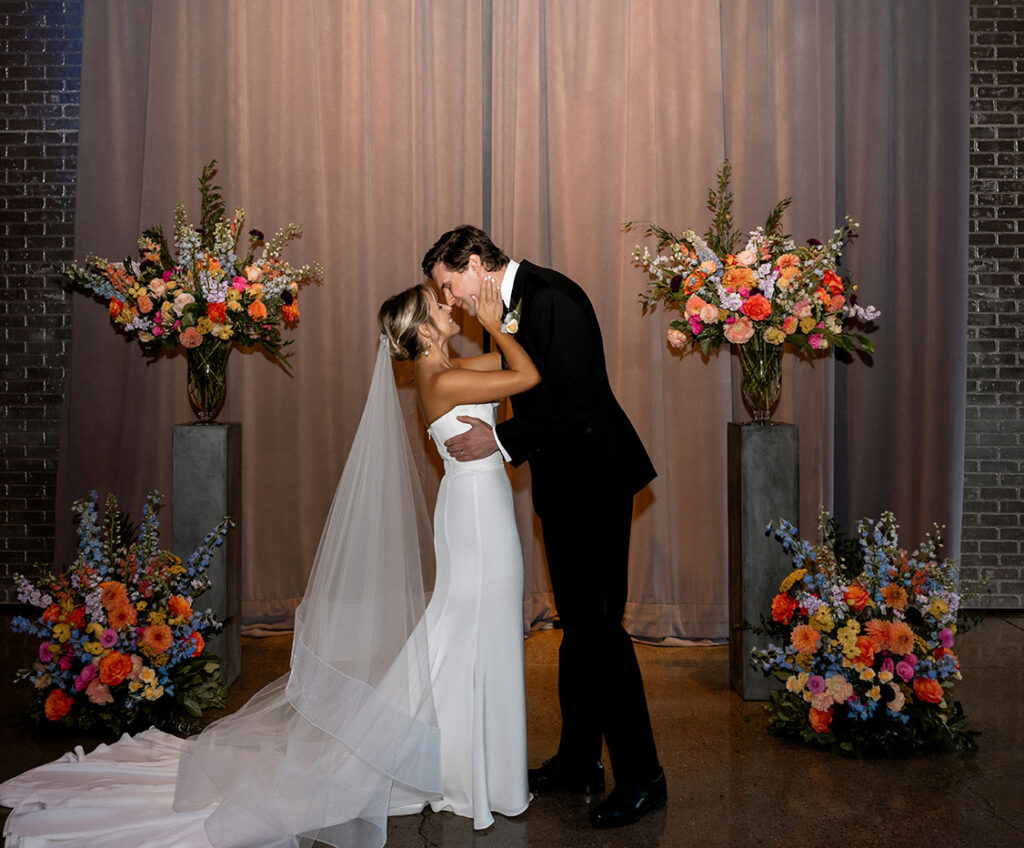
[
  {"xmin": 880, "ymin": 583, "xmax": 909, "ymax": 611},
  {"xmin": 99, "ymin": 580, "xmax": 128, "ymax": 610},
  {"xmin": 108, "ymin": 602, "xmax": 138, "ymax": 630},
  {"xmin": 791, "ymin": 624, "xmax": 821, "ymax": 654},
  {"xmin": 167, "ymin": 596, "xmax": 193, "ymax": 620},
  {"xmin": 140, "ymin": 624, "xmax": 174, "ymax": 655}
]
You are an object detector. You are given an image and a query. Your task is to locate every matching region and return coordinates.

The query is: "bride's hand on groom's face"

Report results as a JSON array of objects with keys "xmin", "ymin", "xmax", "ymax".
[
  {"xmin": 472, "ymin": 275, "xmax": 503, "ymax": 335},
  {"xmin": 444, "ymin": 416, "xmax": 499, "ymax": 462}
]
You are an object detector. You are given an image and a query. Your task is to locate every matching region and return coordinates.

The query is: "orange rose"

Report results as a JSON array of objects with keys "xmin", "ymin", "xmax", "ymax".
[
  {"xmin": 854, "ymin": 635, "xmax": 877, "ymax": 666},
  {"xmin": 188, "ymin": 631, "xmax": 205, "ymax": 658},
  {"xmin": 775, "ymin": 253, "xmax": 800, "ymax": 273},
  {"xmin": 108, "ymin": 602, "xmax": 137, "ymax": 630},
  {"xmin": 247, "ymin": 299, "xmax": 268, "ymax": 321},
  {"xmin": 682, "ymin": 272, "xmax": 706, "ymax": 295},
  {"xmin": 823, "ymin": 269, "xmax": 844, "ymax": 296},
  {"xmin": 98, "ymin": 651, "xmax": 133, "ymax": 686},
  {"xmin": 141, "ymin": 624, "xmax": 174, "ymax": 654},
  {"xmin": 136, "ymin": 293, "xmax": 154, "ymax": 314},
  {"xmin": 791, "ymin": 624, "xmax": 821, "ymax": 654},
  {"xmin": 808, "ymin": 707, "xmax": 833, "ymax": 733},
  {"xmin": 42, "ymin": 603, "xmax": 62, "ymax": 623},
  {"xmin": 44, "ymin": 688, "xmax": 74, "ymax": 721},
  {"xmin": 912, "ymin": 677, "xmax": 944, "ymax": 704},
  {"xmin": 206, "ymin": 302, "xmax": 228, "ymax": 324},
  {"xmin": 741, "ymin": 294, "xmax": 772, "ymax": 322},
  {"xmin": 282, "ymin": 304, "xmax": 300, "ymax": 323},
  {"xmin": 771, "ymin": 593, "xmax": 799, "ymax": 625},
  {"xmin": 168, "ymin": 596, "xmax": 193, "ymax": 620},
  {"xmin": 109, "ymin": 299, "xmax": 124, "ymax": 318},
  {"xmin": 845, "ymin": 583, "xmax": 871, "ymax": 611}
]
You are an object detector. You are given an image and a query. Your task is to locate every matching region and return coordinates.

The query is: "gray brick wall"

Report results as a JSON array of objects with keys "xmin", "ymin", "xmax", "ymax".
[
  {"xmin": 963, "ymin": 0, "xmax": 1023, "ymax": 608},
  {"xmin": 0, "ymin": 1, "xmax": 81, "ymax": 602}
]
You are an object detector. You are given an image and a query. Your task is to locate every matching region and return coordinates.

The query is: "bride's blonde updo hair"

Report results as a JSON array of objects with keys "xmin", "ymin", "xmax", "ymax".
[{"xmin": 378, "ymin": 285, "xmax": 436, "ymax": 361}]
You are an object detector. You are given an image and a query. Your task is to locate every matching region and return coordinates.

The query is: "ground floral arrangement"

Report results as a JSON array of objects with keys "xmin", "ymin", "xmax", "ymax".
[
  {"xmin": 11, "ymin": 492, "xmax": 229, "ymax": 736},
  {"xmin": 751, "ymin": 510, "xmax": 978, "ymax": 756}
]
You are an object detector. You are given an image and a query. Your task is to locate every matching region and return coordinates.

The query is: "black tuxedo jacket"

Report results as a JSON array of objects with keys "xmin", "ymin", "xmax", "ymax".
[{"xmin": 495, "ymin": 260, "xmax": 656, "ymax": 517}]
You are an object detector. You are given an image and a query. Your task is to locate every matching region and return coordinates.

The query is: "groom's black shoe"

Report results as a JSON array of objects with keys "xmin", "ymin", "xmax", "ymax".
[
  {"xmin": 528, "ymin": 756, "xmax": 605, "ymax": 795},
  {"xmin": 589, "ymin": 768, "xmax": 667, "ymax": 828}
]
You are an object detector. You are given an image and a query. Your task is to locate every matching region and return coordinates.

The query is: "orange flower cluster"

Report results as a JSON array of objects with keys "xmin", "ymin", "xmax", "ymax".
[{"xmin": 100, "ymin": 580, "xmax": 138, "ymax": 631}]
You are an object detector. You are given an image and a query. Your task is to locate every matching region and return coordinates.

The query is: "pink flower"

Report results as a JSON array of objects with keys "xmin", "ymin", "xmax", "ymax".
[
  {"xmin": 162, "ymin": 270, "xmax": 173, "ymax": 282},
  {"xmin": 231, "ymin": 275, "xmax": 248, "ymax": 291},
  {"xmin": 74, "ymin": 663, "xmax": 97, "ymax": 692},
  {"xmin": 903, "ymin": 653, "xmax": 919, "ymax": 667},
  {"xmin": 39, "ymin": 641, "xmax": 53, "ymax": 663},
  {"xmin": 793, "ymin": 299, "xmax": 812, "ymax": 318},
  {"xmin": 699, "ymin": 303, "xmax": 719, "ymax": 324},
  {"xmin": 100, "ymin": 629, "xmax": 118, "ymax": 648},
  {"xmin": 85, "ymin": 678, "xmax": 113, "ymax": 705},
  {"xmin": 685, "ymin": 294, "xmax": 708, "ymax": 317},
  {"xmin": 808, "ymin": 334, "xmax": 825, "ymax": 349},
  {"xmin": 152, "ymin": 325, "xmax": 163, "ymax": 337},
  {"xmin": 180, "ymin": 326, "xmax": 203, "ymax": 348},
  {"xmin": 881, "ymin": 656, "xmax": 895, "ymax": 674},
  {"xmin": 688, "ymin": 316, "xmax": 703, "ymax": 335},
  {"xmin": 59, "ymin": 655, "xmax": 73, "ymax": 671},
  {"xmin": 723, "ymin": 316, "xmax": 754, "ymax": 344},
  {"xmin": 895, "ymin": 661, "xmax": 915, "ymax": 682},
  {"xmin": 782, "ymin": 315, "xmax": 798, "ymax": 334},
  {"xmin": 666, "ymin": 328, "xmax": 687, "ymax": 349},
  {"xmin": 806, "ymin": 675, "xmax": 826, "ymax": 694},
  {"xmin": 939, "ymin": 628, "xmax": 954, "ymax": 648}
]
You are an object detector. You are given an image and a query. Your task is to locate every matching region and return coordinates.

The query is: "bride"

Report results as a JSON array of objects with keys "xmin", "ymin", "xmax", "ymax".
[{"xmin": 0, "ymin": 278, "xmax": 539, "ymax": 847}]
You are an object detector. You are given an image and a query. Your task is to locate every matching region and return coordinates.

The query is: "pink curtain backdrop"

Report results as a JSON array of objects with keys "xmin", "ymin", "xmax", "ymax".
[{"xmin": 57, "ymin": 0, "xmax": 967, "ymax": 640}]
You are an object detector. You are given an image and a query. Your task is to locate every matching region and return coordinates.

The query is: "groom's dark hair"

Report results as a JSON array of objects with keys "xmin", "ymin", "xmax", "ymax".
[{"xmin": 422, "ymin": 225, "xmax": 509, "ymax": 278}]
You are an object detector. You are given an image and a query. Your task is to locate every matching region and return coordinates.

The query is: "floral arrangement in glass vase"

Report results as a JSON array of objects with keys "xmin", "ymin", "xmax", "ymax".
[
  {"xmin": 750, "ymin": 509, "xmax": 977, "ymax": 755},
  {"xmin": 62, "ymin": 161, "xmax": 323, "ymax": 422},
  {"xmin": 630, "ymin": 160, "xmax": 880, "ymax": 422},
  {"xmin": 11, "ymin": 492, "xmax": 229, "ymax": 735}
]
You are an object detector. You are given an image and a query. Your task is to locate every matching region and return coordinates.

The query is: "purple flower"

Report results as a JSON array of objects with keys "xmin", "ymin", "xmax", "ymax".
[
  {"xmin": 807, "ymin": 238, "xmax": 822, "ymax": 247},
  {"xmin": 939, "ymin": 628, "xmax": 954, "ymax": 648},
  {"xmin": 99, "ymin": 629, "xmax": 118, "ymax": 648},
  {"xmin": 281, "ymin": 290, "xmax": 294, "ymax": 305},
  {"xmin": 807, "ymin": 675, "xmax": 826, "ymax": 694},
  {"xmin": 249, "ymin": 228, "xmax": 264, "ymax": 241},
  {"xmin": 669, "ymin": 275, "xmax": 682, "ymax": 293}
]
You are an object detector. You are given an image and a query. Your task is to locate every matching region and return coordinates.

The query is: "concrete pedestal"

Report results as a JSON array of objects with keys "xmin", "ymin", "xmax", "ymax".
[
  {"xmin": 172, "ymin": 423, "xmax": 241, "ymax": 686},
  {"xmin": 727, "ymin": 422, "xmax": 799, "ymax": 701}
]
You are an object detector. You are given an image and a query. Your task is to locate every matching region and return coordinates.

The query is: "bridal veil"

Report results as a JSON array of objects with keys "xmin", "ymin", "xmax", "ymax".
[{"xmin": 173, "ymin": 338, "xmax": 441, "ymax": 848}]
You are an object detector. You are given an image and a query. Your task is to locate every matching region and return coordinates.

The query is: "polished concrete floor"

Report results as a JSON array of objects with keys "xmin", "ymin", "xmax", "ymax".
[{"xmin": 2, "ymin": 612, "xmax": 1022, "ymax": 847}]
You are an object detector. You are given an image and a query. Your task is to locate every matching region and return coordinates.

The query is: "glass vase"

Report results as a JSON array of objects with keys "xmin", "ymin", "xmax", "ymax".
[
  {"xmin": 737, "ymin": 335, "xmax": 783, "ymax": 424},
  {"xmin": 186, "ymin": 340, "xmax": 231, "ymax": 424}
]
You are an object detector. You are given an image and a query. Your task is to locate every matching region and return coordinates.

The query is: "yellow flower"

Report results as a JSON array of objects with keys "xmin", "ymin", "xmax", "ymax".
[
  {"xmin": 169, "ymin": 564, "xmax": 186, "ymax": 575},
  {"xmin": 136, "ymin": 600, "xmax": 147, "ymax": 611},
  {"xmin": 85, "ymin": 622, "xmax": 104, "ymax": 638},
  {"xmin": 859, "ymin": 667, "xmax": 875, "ymax": 681},
  {"xmin": 779, "ymin": 569, "xmax": 807, "ymax": 593},
  {"xmin": 929, "ymin": 598, "xmax": 949, "ymax": 618},
  {"xmin": 52, "ymin": 623, "xmax": 71, "ymax": 643},
  {"xmin": 147, "ymin": 611, "xmax": 167, "ymax": 626},
  {"xmin": 786, "ymin": 672, "xmax": 810, "ymax": 694},
  {"xmin": 763, "ymin": 326, "xmax": 786, "ymax": 345},
  {"xmin": 795, "ymin": 653, "xmax": 813, "ymax": 671},
  {"xmin": 128, "ymin": 680, "xmax": 143, "ymax": 693},
  {"xmin": 878, "ymin": 670, "xmax": 894, "ymax": 684},
  {"xmin": 83, "ymin": 640, "xmax": 104, "ymax": 656},
  {"xmin": 800, "ymin": 316, "xmax": 818, "ymax": 334},
  {"xmin": 143, "ymin": 685, "xmax": 165, "ymax": 701},
  {"xmin": 151, "ymin": 653, "xmax": 169, "ymax": 667},
  {"xmin": 196, "ymin": 316, "xmax": 214, "ymax": 334},
  {"xmin": 227, "ymin": 299, "xmax": 243, "ymax": 312},
  {"xmin": 866, "ymin": 685, "xmax": 881, "ymax": 701},
  {"xmin": 225, "ymin": 288, "xmax": 241, "ymax": 302},
  {"xmin": 139, "ymin": 667, "xmax": 157, "ymax": 685},
  {"xmin": 809, "ymin": 608, "xmax": 835, "ymax": 633},
  {"xmin": 212, "ymin": 323, "xmax": 234, "ymax": 340}
]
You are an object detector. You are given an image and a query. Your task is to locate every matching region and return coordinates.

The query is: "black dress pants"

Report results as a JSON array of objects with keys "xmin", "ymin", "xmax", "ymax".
[{"xmin": 540, "ymin": 489, "xmax": 659, "ymax": 784}]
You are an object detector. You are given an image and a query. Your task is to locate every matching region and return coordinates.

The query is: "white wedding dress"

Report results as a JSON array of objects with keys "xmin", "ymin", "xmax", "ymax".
[{"xmin": 0, "ymin": 347, "xmax": 528, "ymax": 847}]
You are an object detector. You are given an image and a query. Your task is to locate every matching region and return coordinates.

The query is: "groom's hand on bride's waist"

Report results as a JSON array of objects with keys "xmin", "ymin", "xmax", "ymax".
[{"xmin": 445, "ymin": 416, "xmax": 499, "ymax": 461}]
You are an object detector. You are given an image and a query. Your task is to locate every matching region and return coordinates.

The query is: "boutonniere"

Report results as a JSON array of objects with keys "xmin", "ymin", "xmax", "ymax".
[{"xmin": 501, "ymin": 298, "xmax": 522, "ymax": 335}]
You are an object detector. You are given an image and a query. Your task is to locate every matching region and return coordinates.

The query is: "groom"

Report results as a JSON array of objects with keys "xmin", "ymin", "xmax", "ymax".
[{"xmin": 423, "ymin": 225, "xmax": 665, "ymax": 828}]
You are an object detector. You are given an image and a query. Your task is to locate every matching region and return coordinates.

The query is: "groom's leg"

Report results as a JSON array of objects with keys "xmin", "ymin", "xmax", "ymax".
[{"xmin": 541, "ymin": 491, "xmax": 659, "ymax": 782}]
